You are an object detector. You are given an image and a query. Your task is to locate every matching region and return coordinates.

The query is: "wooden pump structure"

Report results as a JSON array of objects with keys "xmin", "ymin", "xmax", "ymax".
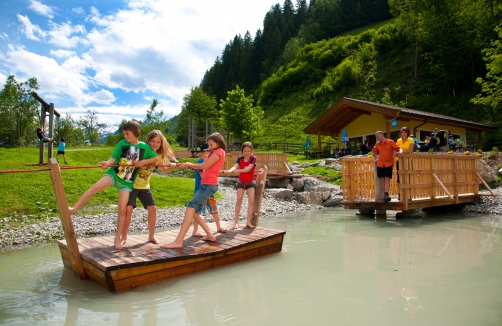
[{"xmin": 32, "ymin": 92, "xmax": 61, "ymax": 164}]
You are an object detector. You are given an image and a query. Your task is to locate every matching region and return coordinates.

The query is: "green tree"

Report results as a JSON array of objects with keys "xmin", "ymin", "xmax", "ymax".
[
  {"xmin": 472, "ymin": 22, "xmax": 502, "ymax": 124},
  {"xmin": 78, "ymin": 109, "xmax": 106, "ymax": 145},
  {"xmin": 220, "ymin": 86, "xmax": 263, "ymax": 141},
  {"xmin": 142, "ymin": 98, "xmax": 171, "ymax": 137},
  {"xmin": 0, "ymin": 75, "xmax": 39, "ymax": 147},
  {"xmin": 177, "ymin": 87, "xmax": 219, "ymax": 144},
  {"xmin": 54, "ymin": 113, "xmax": 83, "ymax": 146}
]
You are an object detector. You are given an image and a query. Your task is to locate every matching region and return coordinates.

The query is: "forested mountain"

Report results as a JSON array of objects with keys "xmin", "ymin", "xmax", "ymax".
[
  {"xmin": 200, "ymin": 0, "xmax": 391, "ymax": 102},
  {"xmin": 176, "ymin": 0, "xmax": 502, "ymax": 150}
]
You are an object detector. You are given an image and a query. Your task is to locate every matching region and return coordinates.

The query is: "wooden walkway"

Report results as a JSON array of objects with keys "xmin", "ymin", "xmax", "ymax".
[{"xmin": 58, "ymin": 224, "xmax": 285, "ymax": 293}]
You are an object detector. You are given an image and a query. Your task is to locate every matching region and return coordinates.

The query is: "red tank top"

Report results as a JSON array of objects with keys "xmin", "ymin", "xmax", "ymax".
[{"xmin": 237, "ymin": 156, "xmax": 256, "ymax": 183}]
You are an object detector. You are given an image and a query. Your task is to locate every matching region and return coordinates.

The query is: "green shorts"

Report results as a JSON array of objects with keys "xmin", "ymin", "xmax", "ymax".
[{"xmin": 104, "ymin": 172, "xmax": 133, "ymax": 192}]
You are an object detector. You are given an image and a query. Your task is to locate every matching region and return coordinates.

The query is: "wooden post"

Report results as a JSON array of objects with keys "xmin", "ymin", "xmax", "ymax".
[
  {"xmin": 48, "ymin": 158, "xmax": 86, "ymax": 279},
  {"xmin": 39, "ymin": 103, "xmax": 46, "ymax": 165},
  {"xmin": 374, "ymin": 161, "xmax": 386, "ymax": 219},
  {"xmin": 251, "ymin": 165, "xmax": 268, "ymax": 227},
  {"xmin": 48, "ymin": 103, "xmax": 55, "ymax": 160}
]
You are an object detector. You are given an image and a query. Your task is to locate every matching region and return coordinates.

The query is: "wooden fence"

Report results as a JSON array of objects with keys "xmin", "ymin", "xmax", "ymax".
[
  {"xmin": 341, "ymin": 153, "xmax": 483, "ymax": 208},
  {"xmin": 224, "ymin": 152, "xmax": 289, "ymax": 175}
]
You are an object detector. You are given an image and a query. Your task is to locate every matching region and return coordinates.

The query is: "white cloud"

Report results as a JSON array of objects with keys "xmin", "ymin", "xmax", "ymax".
[
  {"xmin": 72, "ymin": 7, "xmax": 85, "ymax": 15},
  {"xmin": 0, "ymin": 32, "xmax": 8, "ymax": 40},
  {"xmin": 29, "ymin": 0, "xmax": 55, "ymax": 19},
  {"xmin": 4, "ymin": 0, "xmax": 280, "ymax": 122},
  {"xmin": 87, "ymin": 89, "xmax": 115, "ymax": 105},
  {"xmin": 47, "ymin": 21, "xmax": 87, "ymax": 48},
  {"xmin": 5, "ymin": 45, "xmax": 93, "ymax": 105},
  {"xmin": 0, "ymin": 72, "xmax": 7, "ymax": 86},
  {"xmin": 50, "ymin": 49, "xmax": 77, "ymax": 58},
  {"xmin": 17, "ymin": 14, "xmax": 46, "ymax": 41}
]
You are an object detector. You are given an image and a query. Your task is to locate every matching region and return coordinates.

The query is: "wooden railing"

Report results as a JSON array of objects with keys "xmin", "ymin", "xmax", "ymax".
[
  {"xmin": 224, "ymin": 152, "xmax": 289, "ymax": 175},
  {"xmin": 341, "ymin": 153, "xmax": 483, "ymax": 208}
]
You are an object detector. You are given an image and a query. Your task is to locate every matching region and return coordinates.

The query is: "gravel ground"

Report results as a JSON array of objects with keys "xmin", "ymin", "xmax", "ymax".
[
  {"xmin": 462, "ymin": 186, "xmax": 502, "ymax": 216},
  {"xmin": 0, "ymin": 183, "xmax": 325, "ymax": 249}
]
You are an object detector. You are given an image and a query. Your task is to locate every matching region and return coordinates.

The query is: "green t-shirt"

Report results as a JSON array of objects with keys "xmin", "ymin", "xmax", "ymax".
[{"xmin": 106, "ymin": 139, "xmax": 157, "ymax": 189}]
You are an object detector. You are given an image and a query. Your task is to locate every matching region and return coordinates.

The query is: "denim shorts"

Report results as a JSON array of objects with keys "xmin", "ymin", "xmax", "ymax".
[{"xmin": 187, "ymin": 184, "xmax": 218, "ymax": 213}]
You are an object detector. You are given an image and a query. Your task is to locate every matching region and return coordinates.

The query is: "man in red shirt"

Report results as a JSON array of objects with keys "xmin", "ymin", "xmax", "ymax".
[{"xmin": 372, "ymin": 131, "xmax": 402, "ymax": 202}]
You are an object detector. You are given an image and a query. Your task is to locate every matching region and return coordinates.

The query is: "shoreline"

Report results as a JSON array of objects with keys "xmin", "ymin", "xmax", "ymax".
[
  {"xmin": 0, "ymin": 185, "xmax": 324, "ymax": 250},
  {"xmin": 2, "ymin": 178, "xmax": 501, "ymax": 251}
]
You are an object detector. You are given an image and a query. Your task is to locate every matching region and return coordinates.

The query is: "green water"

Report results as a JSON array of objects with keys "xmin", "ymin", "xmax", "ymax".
[{"xmin": 0, "ymin": 208, "xmax": 501, "ymax": 325}]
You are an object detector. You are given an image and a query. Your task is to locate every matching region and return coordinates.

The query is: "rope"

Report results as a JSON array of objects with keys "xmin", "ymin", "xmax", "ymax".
[{"xmin": 0, "ymin": 163, "xmax": 175, "ymax": 174}]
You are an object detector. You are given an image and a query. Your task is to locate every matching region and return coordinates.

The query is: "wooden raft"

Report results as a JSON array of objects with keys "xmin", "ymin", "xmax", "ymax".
[
  {"xmin": 48, "ymin": 158, "xmax": 285, "ymax": 293},
  {"xmin": 58, "ymin": 224, "xmax": 285, "ymax": 293}
]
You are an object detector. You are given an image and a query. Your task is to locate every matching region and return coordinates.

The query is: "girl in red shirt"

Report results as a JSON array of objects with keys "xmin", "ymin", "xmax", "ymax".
[{"xmin": 223, "ymin": 142, "xmax": 257, "ymax": 229}]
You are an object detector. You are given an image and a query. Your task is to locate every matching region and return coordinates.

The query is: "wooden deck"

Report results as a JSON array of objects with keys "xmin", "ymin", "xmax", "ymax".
[
  {"xmin": 57, "ymin": 224, "xmax": 286, "ymax": 293},
  {"xmin": 340, "ymin": 153, "xmax": 493, "ymax": 214}
]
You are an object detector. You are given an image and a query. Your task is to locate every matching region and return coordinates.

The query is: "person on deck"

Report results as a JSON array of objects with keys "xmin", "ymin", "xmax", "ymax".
[{"xmin": 372, "ymin": 131, "xmax": 402, "ymax": 202}]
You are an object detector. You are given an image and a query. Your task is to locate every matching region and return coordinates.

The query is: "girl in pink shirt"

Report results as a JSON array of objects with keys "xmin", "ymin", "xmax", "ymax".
[{"xmin": 161, "ymin": 132, "xmax": 226, "ymax": 249}]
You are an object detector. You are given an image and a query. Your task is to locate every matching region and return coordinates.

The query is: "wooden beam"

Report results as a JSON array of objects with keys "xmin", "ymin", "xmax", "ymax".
[
  {"xmin": 432, "ymin": 173, "xmax": 453, "ymax": 199},
  {"xmin": 346, "ymin": 107, "xmax": 372, "ymax": 115},
  {"xmin": 476, "ymin": 172, "xmax": 495, "ymax": 196},
  {"xmin": 48, "ymin": 158, "xmax": 86, "ymax": 279},
  {"xmin": 251, "ymin": 166, "xmax": 268, "ymax": 227}
]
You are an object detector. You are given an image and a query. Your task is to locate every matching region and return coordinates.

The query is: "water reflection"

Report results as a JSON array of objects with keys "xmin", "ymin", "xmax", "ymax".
[{"xmin": 0, "ymin": 210, "xmax": 501, "ymax": 325}]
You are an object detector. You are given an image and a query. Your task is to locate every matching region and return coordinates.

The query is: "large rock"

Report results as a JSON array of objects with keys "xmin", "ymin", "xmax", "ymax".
[
  {"xmin": 267, "ymin": 178, "xmax": 291, "ymax": 188},
  {"xmin": 267, "ymin": 188, "xmax": 294, "ymax": 200},
  {"xmin": 477, "ymin": 160, "xmax": 498, "ymax": 183},
  {"xmin": 295, "ymin": 192, "xmax": 325, "ymax": 205},
  {"xmin": 323, "ymin": 195, "xmax": 344, "ymax": 206},
  {"xmin": 291, "ymin": 178, "xmax": 304, "ymax": 190}
]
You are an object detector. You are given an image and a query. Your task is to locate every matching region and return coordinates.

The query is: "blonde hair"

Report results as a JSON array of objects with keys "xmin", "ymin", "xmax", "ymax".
[{"xmin": 145, "ymin": 130, "xmax": 177, "ymax": 163}]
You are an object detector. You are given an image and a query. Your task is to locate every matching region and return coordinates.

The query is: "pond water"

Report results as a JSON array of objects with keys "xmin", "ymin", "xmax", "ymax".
[{"xmin": 1, "ymin": 208, "xmax": 501, "ymax": 325}]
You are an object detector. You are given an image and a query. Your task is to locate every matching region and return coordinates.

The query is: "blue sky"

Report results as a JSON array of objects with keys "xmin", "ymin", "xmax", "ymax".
[{"xmin": 0, "ymin": 0, "xmax": 280, "ymax": 127}]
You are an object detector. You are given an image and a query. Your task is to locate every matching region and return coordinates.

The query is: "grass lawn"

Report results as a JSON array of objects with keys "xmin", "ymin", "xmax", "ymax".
[
  {"xmin": 0, "ymin": 147, "xmax": 196, "ymax": 228},
  {"xmin": 0, "ymin": 146, "xmax": 338, "ymax": 229}
]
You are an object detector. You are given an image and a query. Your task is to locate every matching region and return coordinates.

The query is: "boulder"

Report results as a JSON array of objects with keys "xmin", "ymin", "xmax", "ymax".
[
  {"xmin": 477, "ymin": 160, "xmax": 498, "ymax": 183},
  {"xmin": 268, "ymin": 188, "xmax": 294, "ymax": 200},
  {"xmin": 323, "ymin": 195, "xmax": 344, "ymax": 206},
  {"xmin": 295, "ymin": 192, "xmax": 324, "ymax": 205},
  {"xmin": 291, "ymin": 178, "xmax": 304, "ymax": 190},
  {"xmin": 267, "ymin": 178, "xmax": 290, "ymax": 188}
]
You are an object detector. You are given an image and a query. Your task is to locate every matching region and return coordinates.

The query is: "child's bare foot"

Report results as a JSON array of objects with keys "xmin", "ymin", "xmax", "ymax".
[
  {"xmin": 217, "ymin": 227, "xmax": 227, "ymax": 233},
  {"xmin": 68, "ymin": 207, "xmax": 76, "ymax": 215},
  {"xmin": 161, "ymin": 241, "xmax": 183, "ymax": 249},
  {"xmin": 148, "ymin": 235, "xmax": 160, "ymax": 244},
  {"xmin": 245, "ymin": 224, "xmax": 255, "ymax": 229},
  {"xmin": 114, "ymin": 238, "xmax": 124, "ymax": 250},
  {"xmin": 201, "ymin": 235, "xmax": 216, "ymax": 242},
  {"xmin": 233, "ymin": 223, "xmax": 240, "ymax": 230},
  {"xmin": 121, "ymin": 236, "xmax": 127, "ymax": 245},
  {"xmin": 192, "ymin": 232, "xmax": 204, "ymax": 237}
]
